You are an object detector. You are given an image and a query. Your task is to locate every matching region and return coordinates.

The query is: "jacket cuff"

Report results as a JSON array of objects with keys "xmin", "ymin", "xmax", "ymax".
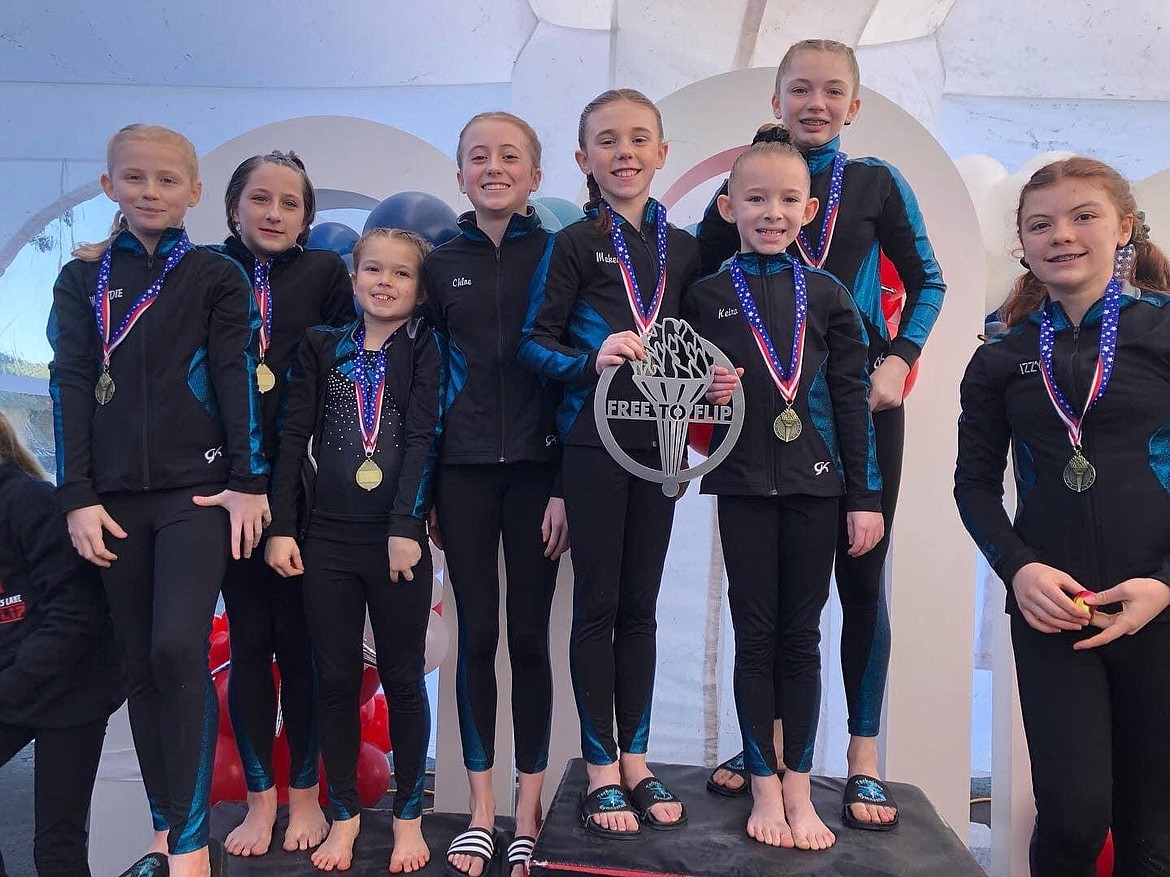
[
  {"xmin": 583, "ymin": 351, "xmax": 601, "ymax": 384},
  {"xmin": 886, "ymin": 337, "xmax": 922, "ymax": 368},
  {"xmin": 56, "ymin": 482, "xmax": 101, "ymax": 515},
  {"xmin": 227, "ymin": 474, "xmax": 269, "ymax": 495},
  {"xmin": 388, "ymin": 514, "xmax": 426, "ymax": 542},
  {"xmin": 994, "ymin": 547, "xmax": 1041, "ymax": 588},
  {"xmin": 845, "ymin": 493, "xmax": 884, "ymax": 514}
]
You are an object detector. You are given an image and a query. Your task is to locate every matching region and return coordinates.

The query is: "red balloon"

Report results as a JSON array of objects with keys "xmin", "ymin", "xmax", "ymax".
[
  {"xmin": 365, "ymin": 694, "xmax": 392, "ymax": 754},
  {"xmin": 211, "ymin": 611, "xmax": 229, "ymax": 637},
  {"xmin": 360, "ymin": 665, "xmax": 381, "ymax": 706},
  {"xmin": 354, "ymin": 742, "xmax": 391, "ymax": 808},
  {"xmin": 214, "ymin": 671, "xmax": 233, "ymax": 736},
  {"xmin": 1097, "ymin": 830, "xmax": 1113, "ymax": 877},
  {"xmin": 208, "ymin": 630, "xmax": 231, "ymax": 674},
  {"xmin": 878, "ymin": 254, "xmax": 920, "ymax": 399},
  {"xmin": 211, "ymin": 732, "xmax": 247, "ymax": 804},
  {"xmin": 688, "ymin": 421, "xmax": 713, "ymax": 457},
  {"xmin": 271, "ymin": 732, "xmax": 291, "ymax": 806}
]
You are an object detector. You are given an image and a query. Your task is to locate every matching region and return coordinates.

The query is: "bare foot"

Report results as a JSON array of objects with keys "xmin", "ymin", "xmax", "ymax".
[
  {"xmin": 285, "ymin": 785, "xmax": 330, "ymax": 851},
  {"xmin": 168, "ymin": 846, "xmax": 211, "ymax": 877},
  {"xmin": 388, "ymin": 816, "xmax": 430, "ymax": 873},
  {"xmin": 846, "ymin": 736, "xmax": 897, "ymax": 826},
  {"xmin": 225, "ymin": 788, "xmax": 277, "ymax": 857},
  {"xmin": 447, "ymin": 771, "xmax": 494, "ymax": 876},
  {"xmin": 745, "ymin": 774, "xmax": 794, "ymax": 847},
  {"xmin": 584, "ymin": 762, "xmax": 638, "ymax": 834},
  {"xmin": 512, "ymin": 770, "xmax": 544, "ymax": 876},
  {"xmin": 782, "ymin": 772, "xmax": 835, "ymax": 851},
  {"xmin": 312, "ymin": 815, "xmax": 360, "ymax": 872},
  {"xmin": 620, "ymin": 754, "xmax": 683, "ymax": 826}
]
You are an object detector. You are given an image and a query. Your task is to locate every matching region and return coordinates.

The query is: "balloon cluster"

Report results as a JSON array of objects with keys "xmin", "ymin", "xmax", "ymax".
[{"xmin": 207, "ymin": 612, "xmax": 393, "ymax": 808}]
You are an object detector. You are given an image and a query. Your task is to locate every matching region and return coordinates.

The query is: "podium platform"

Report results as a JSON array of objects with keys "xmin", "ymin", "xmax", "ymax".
[
  {"xmin": 529, "ymin": 760, "xmax": 985, "ymax": 877},
  {"xmin": 208, "ymin": 760, "xmax": 984, "ymax": 877}
]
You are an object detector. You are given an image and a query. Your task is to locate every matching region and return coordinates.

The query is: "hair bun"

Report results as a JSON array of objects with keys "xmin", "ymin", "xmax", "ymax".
[{"xmin": 752, "ymin": 124, "xmax": 791, "ymax": 145}]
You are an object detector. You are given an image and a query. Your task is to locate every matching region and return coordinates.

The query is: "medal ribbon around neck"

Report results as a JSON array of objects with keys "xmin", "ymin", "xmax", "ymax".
[
  {"xmin": 606, "ymin": 201, "xmax": 668, "ymax": 334},
  {"xmin": 252, "ymin": 258, "xmax": 274, "ymax": 360},
  {"xmin": 351, "ymin": 323, "xmax": 400, "ymax": 459},
  {"xmin": 1038, "ymin": 277, "xmax": 1122, "ymax": 451},
  {"xmin": 729, "ymin": 255, "xmax": 808, "ymax": 406},
  {"xmin": 795, "ymin": 151, "xmax": 845, "ymax": 268},
  {"xmin": 93, "ymin": 231, "xmax": 192, "ymax": 370}
]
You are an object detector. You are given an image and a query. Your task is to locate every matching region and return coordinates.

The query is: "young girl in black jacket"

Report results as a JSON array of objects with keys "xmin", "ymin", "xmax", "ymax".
[{"xmin": 0, "ymin": 412, "xmax": 123, "ymax": 877}]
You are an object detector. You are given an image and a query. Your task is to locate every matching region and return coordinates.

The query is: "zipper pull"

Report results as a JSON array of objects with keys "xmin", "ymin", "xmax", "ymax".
[{"xmin": 495, "ymin": 247, "xmax": 501, "ymax": 263}]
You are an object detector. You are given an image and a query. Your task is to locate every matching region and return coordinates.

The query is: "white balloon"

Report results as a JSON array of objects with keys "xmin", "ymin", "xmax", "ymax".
[
  {"xmin": 423, "ymin": 610, "xmax": 449, "ymax": 675},
  {"xmin": 430, "ymin": 574, "xmax": 444, "ymax": 610}
]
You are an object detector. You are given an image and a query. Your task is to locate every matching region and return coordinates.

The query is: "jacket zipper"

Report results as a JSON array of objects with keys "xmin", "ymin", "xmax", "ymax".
[
  {"xmin": 140, "ymin": 252, "xmax": 155, "ymax": 489},
  {"xmin": 1066, "ymin": 319, "xmax": 1102, "ymax": 585},
  {"xmin": 759, "ymin": 254, "xmax": 779, "ymax": 496},
  {"xmin": 495, "ymin": 245, "xmax": 508, "ymax": 463}
]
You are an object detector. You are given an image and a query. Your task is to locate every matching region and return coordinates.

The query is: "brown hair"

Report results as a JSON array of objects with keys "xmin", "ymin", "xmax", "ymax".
[
  {"xmin": 775, "ymin": 39, "xmax": 861, "ymax": 99},
  {"xmin": 0, "ymin": 412, "xmax": 44, "ymax": 479},
  {"xmin": 351, "ymin": 228, "xmax": 433, "ymax": 305},
  {"xmin": 74, "ymin": 124, "xmax": 199, "ymax": 261},
  {"xmin": 1000, "ymin": 157, "xmax": 1170, "ymax": 327},
  {"xmin": 225, "ymin": 151, "xmax": 317, "ymax": 246},
  {"xmin": 456, "ymin": 111, "xmax": 543, "ymax": 169},
  {"xmin": 727, "ymin": 140, "xmax": 811, "ymax": 194},
  {"xmin": 577, "ymin": 88, "xmax": 664, "ymax": 233}
]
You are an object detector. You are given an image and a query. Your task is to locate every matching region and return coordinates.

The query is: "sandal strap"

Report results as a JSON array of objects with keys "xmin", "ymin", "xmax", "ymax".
[
  {"xmin": 628, "ymin": 776, "xmax": 681, "ymax": 809},
  {"xmin": 718, "ymin": 752, "xmax": 747, "ymax": 773},
  {"xmin": 581, "ymin": 783, "xmax": 633, "ymax": 816},
  {"xmin": 507, "ymin": 835, "xmax": 536, "ymax": 866},
  {"xmin": 447, "ymin": 827, "xmax": 495, "ymax": 860},
  {"xmin": 843, "ymin": 774, "xmax": 898, "ymax": 808}
]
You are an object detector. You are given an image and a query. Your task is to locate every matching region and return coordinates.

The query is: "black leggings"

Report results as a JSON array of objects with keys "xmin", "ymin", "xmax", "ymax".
[
  {"xmin": 0, "ymin": 717, "xmax": 108, "ymax": 877},
  {"xmin": 1012, "ymin": 614, "xmax": 1170, "ymax": 877},
  {"xmin": 100, "ymin": 487, "xmax": 228, "ymax": 855},
  {"xmin": 561, "ymin": 445, "xmax": 675, "ymax": 766},
  {"xmin": 834, "ymin": 403, "xmax": 903, "ymax": 737},
  {"xmin": 719, "ymin": 494, "xmax": 838, "ymax": 776},
  {"xmin": 301, "ymin": 537, "xmax": 432, "ymax": 820},
  {"xmin": 435, "ymin": 463, "xmax": 558, "ymax": 775},
  {"xmin": 221, "ymin": 550, "xmax": 318, "ymax": 793}
]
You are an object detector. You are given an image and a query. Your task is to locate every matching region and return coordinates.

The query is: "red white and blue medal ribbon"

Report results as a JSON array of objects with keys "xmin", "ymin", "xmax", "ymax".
[
  {"xmin": 729, "ymin": 255, "xmax": 808, "ymax": 407},
  {"xmin": 252, "ymin": 258, "xmax": 273, "ymax": 360},
  {"xmin": 1039, "ymin": 278, "xmax": 1121, "ymax": 491},
  {"xmin": 795, "ymin": 152, "xmax": 845, "ymax": 268},
  {"xmin": 606, "ymin": 201, "xmax": 668, "ymax": 335},
  {"xmin": 352, "ymin": 323, "xmax": 389, "ymax": 459},
  {"xmin": 92, "ymin": 231, "xmax": 191, "ymax": 403}
]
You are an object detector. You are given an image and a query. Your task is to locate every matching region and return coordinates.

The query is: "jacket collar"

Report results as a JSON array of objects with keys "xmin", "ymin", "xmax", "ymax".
[
  {"xmin": 731, "ymin": 250, "xmax": 798, "ymax": 277},
  {"xmin": 112, "ymin": 226, "xmax": 188, "ymax": 256},
  {"xmin": 222, "ymin": 234, "xmax": 302, "ymax": 268},
  {"xmin": 457, "ymin": 207, "xmax": 543, "ymax": 244},
  {"xmin": 584, "ymin": 197, "xmax": 663, "ymax": 230},
  {"xmin": 805, "ymin": 137, "xmax": 842, "ymax": 177}
]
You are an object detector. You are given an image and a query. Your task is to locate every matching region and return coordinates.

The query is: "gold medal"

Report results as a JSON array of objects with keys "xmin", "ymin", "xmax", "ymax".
[
  {"xmin": 256, "ymin": 361, "xmax": 276, "ymax": 394},
  {"xmin": 1063, "ymin": 450, "xmax": 1096, "ymax": 492},
  {"xmin": 355, "ymin": 457, "xmax": 383, "ymax": 491},
  {"xmin": 95, "ymin": 370, "xmax": 115, "ymax": 405},
  {"xmin": 773, "ymin": 406, "xmax": 802, "ymax": 442}
]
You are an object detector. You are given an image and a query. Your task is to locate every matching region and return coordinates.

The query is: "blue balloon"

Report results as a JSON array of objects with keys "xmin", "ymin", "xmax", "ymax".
[
  {"xmin": 536, "ymin": 197, "xmax": 585, "ymax": 228},
  {"xmin": 684, "ymin": 222, "xmax": 700, "ymax": 237},
  {"xmin": 364, "ymin": 191, "xmax": 460, "ymax": 247},
  {"xmin": 531, "ymin": 200, "xmax": 562, "ymax": 232},
  {"xmin": 307, "ymin": 222, "xmax": 359, "ymax": 255}
]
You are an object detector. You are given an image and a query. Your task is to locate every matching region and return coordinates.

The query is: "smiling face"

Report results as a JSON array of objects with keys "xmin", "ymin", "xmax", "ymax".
[
  {"xmin": 1019, "ymin": 178, "xmax": 1134, "ymax": 304},
  {"xmin": 351, "ymin": 236, "xmax": 423, "ymax": 330},
  {"xmin": 100, "ymin": 138, "xmax": 202, "ymax": 251},
  {"xmin": 772, "ymin": 49, "xmax": 861, "ymax": 151},
  {"xmin": 575, "ymin": 98, "xmax": 668, "ymax": 218},
  {"xmin": 457, "ymin": 118, "xmax": 542, "ymax": 221},
  {"xmin": 231, "ymin": 161, "xmax": 309, "ymax": 259},
  {"xmin": 718, "ymin": 149, "xmax": 819, "ymax": 256}
]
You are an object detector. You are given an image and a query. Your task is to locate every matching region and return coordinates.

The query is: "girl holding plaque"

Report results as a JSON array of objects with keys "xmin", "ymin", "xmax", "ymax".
[
  {"xmin": 518, "ymin": 89, "xmax": 700, "ymax": 838},
  {"xmin": 686, "ymin": 141, "xmax": 883, "ymax": 851},
  {"xmin": 214, "ymin": 151, "xmax": 354, "ymax": 859},
  {"xmin": 265, "ymin": 228, "xmax": 441, "ymax": 873},
  {"xmin": 48, "ymin": 124, "xmax": 270, "ymax": 877},
  {"xmin": 424, "ymin": 112, "xmax": 567, "ymax": 877},
  {"xmin": 955, "ymin": 158, "xmax": 1170, "ymax": 876}
]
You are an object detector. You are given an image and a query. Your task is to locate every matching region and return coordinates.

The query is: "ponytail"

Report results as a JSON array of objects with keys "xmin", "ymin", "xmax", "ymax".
[
  {"xmin": 585, "ymin": 174, "xmax": 612, "ymax": 234},
  {"xmin": 72, "ymin": 212, "xmax": 127, "ymax": 263},
  {"xmin": 0, "ymin": 412, "xmax": 44, "ymax": 480}
]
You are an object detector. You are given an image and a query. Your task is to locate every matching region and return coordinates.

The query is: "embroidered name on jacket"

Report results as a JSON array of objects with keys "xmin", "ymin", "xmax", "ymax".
[
  {"xmin": 0, "ymin": 583, "xmax": 25, "ymax": 624},
  {"xmin": 1018, "ymin": 360, "xmax": 1041, "ymax": 374},
  {"xmin": 452, "ymin": 277, "xmax": 472, "ymax": 288},
  {"xmin": 718, "ymin": 307, "xmax": 740, "ymax": 319},
  {"xmin": 596, "ymin": 252, "xmax": 619, "ymax": 265}
]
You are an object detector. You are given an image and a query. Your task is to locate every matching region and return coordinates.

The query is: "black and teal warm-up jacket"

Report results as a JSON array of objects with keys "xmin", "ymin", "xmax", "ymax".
[
  {"xmin": 955, "ymin": 286, "xmax": 1170, "ymax": 617},
  {"xmin": 48, "ymin": 227, "xmax": 267, "ymax": 512},
  {"xmin": 697, "ymin": 136, "xmax": 946, "ymax": 371},
  {"xmin": 517, "ymin": 199, "xmax": 701, "ymax": 450}
]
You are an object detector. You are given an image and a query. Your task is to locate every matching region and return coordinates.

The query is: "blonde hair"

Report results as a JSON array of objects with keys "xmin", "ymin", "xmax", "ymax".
[
  {"xmin": 727, "ymin": 140, "xmax": 811, "ymax": 193},
  {"xmin": 775, "ymin": 39, "xmax": 861, "ymax": 99},
  {"xmin": 73, "ymin": 124, "xmax": 199, "ymax": 262},
  {"xmin": 0, "ymin": 412, "xmax": 44, "ymax": 479},
  {"xmin": 1000, "ymin": 157, "xmax": 1170, "ymax": 327},
  {"xmin": 351, "ymin": 228, "xmax": 433, "ymax": 305},
  {"xmin": 577, "ymin": 89, "xmax": 664, "ymax": 233},
  {"xmin": 456, "ymin": 111, "xmax": 543, "ymax": 169}
]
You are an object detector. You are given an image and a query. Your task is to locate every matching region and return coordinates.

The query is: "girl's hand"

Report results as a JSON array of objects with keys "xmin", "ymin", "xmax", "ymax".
[
  {"xmin": 705, "ymin": 366, "xmax": 744, "ymax": 405},
  {"xmin": 1010, "ymin": 562, "xmax": 1091, "ymax": 634},
  {"xmin": 265, "ymin": 536, "xmax": 304, "ymax": 577},
  {"xmin": 541, "ymin": 497, "xmax": 570, "ymax": 560},
  {"xmin": 870, "ymin": 356, "xmax": 910, "ymax": 412},
  {"xmin": 427, "ymin": 507, "xmax": 444, "ymax": 551},
  {"xmin": 66, "ymin": 504, "xmax": 127, "ymax": 568},
  {"xmin": 388, "ymin": 536, "xmax": 422, "ymax": 583},
  {"xmin": 595, "ymin": 331, "xmax": 645, "ymax": 374},
  {"xmin": 845, "ymin": 511, "xmax": 884, "ymax": 557},
  {"xmin": 192, "ymin": 490, "xmax": 271, "ymax": 560},
  {"xmin": 1075, "ymin": 578, "xmax": 1170, "ymax": 649}
]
